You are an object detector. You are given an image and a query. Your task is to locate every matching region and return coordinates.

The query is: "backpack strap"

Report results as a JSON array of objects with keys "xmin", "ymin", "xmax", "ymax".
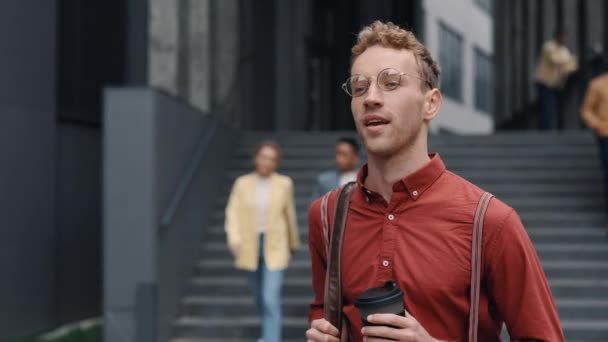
[
  {"xmin": 322, "ymin": 182, "xmax": 357, "ymax": 339},
  {"xmin": 469, "ymin": 192, "xmax": 494, "ymax": 342}
]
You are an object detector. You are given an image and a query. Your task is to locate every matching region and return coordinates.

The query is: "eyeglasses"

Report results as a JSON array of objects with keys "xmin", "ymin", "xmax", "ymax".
[{"xmin": 341, "ymin": 68, "xmax": 432, "ymax": 97}]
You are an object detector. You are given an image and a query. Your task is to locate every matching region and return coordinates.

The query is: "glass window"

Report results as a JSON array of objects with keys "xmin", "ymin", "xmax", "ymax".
[
  {"xmin": 474, "ymin": 47, "xmax": 494, "ymax": 114},
  {"xmin": 438, "ymin": 22, "xmax": 463, "ymax": 102},
  {"xmin": 474, "ymin": 0, "xmax": 493, "ymax": 15}
]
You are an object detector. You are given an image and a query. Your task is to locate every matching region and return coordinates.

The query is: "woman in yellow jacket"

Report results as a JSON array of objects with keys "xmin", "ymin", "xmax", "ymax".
[{"xmin": 224, "ymin": 141, "xmax": 300, "ymax": 342}]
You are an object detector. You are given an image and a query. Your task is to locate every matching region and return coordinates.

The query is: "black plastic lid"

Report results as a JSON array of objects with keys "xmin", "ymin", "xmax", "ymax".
[{"xmin": 354, "ymin": 280, "xmax": 404, "ymax": 308}]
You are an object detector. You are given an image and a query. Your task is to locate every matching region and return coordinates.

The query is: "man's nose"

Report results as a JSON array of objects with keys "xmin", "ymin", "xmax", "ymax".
[{"xmin": 363, "ymin": 82, "xmax": 383, "ymax": 108}]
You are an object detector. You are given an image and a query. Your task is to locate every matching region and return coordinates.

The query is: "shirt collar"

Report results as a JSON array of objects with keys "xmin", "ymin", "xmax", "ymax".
[{"xmin": 356, "ymin": 153, "xmax": 446, "ymax": 202}]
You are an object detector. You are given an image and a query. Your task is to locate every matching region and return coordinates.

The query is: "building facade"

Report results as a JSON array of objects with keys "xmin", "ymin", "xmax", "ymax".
[
  {"xmin": 423, "ymin": 0, "xmax": 495, "ymax": 134},
  {"xmin": 149, "ymin": 0, "xmax": 498, "ymax": 133}
]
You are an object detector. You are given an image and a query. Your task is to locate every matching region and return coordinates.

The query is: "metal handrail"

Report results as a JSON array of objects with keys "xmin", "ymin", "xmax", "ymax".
[{"xmin": 159, "ymin": 118, "xmax": 219, "ymax": 229}]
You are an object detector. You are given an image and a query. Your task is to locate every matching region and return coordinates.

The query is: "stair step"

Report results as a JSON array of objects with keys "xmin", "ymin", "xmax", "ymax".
[
  {"xmin": 529, "ymin": 228, "xmax": 608, "ymax": 243},
  {"xmin": 173, "ymin": 316, "xmax": 307, "ymax": 339},
  {"xmin": 180, "ymin": 295, "xmax": 310, "ymax": 316},
  {"xmin": 543, "ymin": 261, "xmax": 608, "ymax": 278},
  {"xmin": 196, "ymin": 259, "xmax": 311, "ymax": 278},
  {"xmin": 557, "ymin": 299, "xmax": 608, "ymax": 320},
  {"xmin": 198, "ymin": 259, "xmax": 311, "ymax": 269},
  {"xmin": 188, "ymin": 276, "xmax": 313, "ymax": 297},
  {"xmin": 536, "ymin": 243, "xmax": 608, "ymax": 260},
  {"xmin": 562, "ymin": 320, "xmax": 608, "ymax": 340}
]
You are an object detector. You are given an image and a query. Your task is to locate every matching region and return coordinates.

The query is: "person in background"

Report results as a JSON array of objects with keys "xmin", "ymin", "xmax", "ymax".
[
  {"xmin": 311, "ymin": 137, "xmax": 361, "ymax": 200},
  {"xmin": 224, "ymin": 141, "xmax": 300, "ymax": 342},
  {"xmin": 581, "ymin": 72, "xmax": 608, "ymax": 229},
  {"xmin": 534, "ymin": 29, "xmax": 578, "ymax": 130}
]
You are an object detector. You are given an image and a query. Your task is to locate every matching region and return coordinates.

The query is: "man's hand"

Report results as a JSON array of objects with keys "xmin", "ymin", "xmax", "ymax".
[
  {"xmin": 306, "ymin": 318, "xmax": 340, "ymax": 342},
  {"xmin": 361, "ymin": 312, "xmax": 438, "ymax": 342},
  {"xmin": 228, "ymin": 243, "xmax": 240, "ymax": 258}
]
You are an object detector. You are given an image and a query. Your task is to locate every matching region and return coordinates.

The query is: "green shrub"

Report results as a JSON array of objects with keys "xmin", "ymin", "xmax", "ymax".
[{"xmin": 15, "ymin": 318, "xmax": 102, "ymax": 342}]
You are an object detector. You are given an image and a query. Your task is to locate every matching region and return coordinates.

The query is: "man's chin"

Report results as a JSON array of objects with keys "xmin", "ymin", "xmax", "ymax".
[{"xmin": 364, "ymin": 143, "xmax": 395, "ymax": 158}]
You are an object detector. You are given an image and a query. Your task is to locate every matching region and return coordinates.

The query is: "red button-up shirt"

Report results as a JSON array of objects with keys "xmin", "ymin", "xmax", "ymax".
[{"xmin": 308, "ymin": 154, "xmax": 564, "ymax": 341}]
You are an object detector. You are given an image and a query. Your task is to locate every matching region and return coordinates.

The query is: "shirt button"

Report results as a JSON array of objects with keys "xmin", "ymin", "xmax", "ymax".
[
  {"xmin": 388, "ymin": 214, "xmax": 395, "ymax": 221},
  {"xmin": 382, "ymin": 260, "xmax": 390, "ymax": 267},
  {"xmin": 412, "ymin": 190, "xmax": 419, "ymax": 196}
]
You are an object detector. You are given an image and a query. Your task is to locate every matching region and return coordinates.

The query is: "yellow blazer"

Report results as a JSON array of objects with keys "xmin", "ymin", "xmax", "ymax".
[{"xmin": 224, "ymin": 173, "xmax": 300, "ymax": 271}]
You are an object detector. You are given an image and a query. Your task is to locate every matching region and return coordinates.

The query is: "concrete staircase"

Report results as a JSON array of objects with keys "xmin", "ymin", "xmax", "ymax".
[{"xmin": 170, "ymin": 131, "xmax": 608, "ymax": 342}]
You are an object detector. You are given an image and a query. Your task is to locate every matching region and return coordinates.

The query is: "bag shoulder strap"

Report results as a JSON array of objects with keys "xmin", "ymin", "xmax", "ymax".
[
  {"xmin": 321, "ymin": 182, "xmax": 357, "ymax": 334},
  {"xmin": 320, "ymin": 189, "xmax": 332, "ymax": 256},
  {"xmin": 469, "ymin": 191, "xmax": 494, "ymax": 342}
]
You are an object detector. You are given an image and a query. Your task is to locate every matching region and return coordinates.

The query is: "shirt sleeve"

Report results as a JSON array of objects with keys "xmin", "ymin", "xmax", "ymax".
[
  {"xmin": 308, "ymin": 198, "xmax": 327, "ymax": 323},
  {"xmin": 484, "ymin": 208, "xmax": 565, "ymax": 341}
]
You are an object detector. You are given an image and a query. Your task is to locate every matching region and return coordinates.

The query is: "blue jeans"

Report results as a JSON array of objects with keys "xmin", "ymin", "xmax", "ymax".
[
  {"xmin": 598, "ymin": 137, "xmax": 608, "ymax": 214},
  {"xmin": 248, "ymin": 234, "xmax": 284, "ymax": 342},
  {"xmin": 537, "ymin": 83, "xmax": 557, "ymax": 130}
]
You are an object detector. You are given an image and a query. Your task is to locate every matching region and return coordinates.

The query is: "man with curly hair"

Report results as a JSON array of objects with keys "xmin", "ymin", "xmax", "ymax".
[{"xmin": 306, "ymin": 21, "xmax": 563, "ymax": 342}]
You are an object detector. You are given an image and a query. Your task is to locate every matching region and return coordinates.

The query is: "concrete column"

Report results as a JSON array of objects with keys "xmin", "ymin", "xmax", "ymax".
[
  {"xmin": 564, "ymin": 0, "xmax": 579, "ymax": 53},
  {"xmin": 543, "ymin": 0, "xmax": 557, "ymax": 41},
  {"xmin": 149, "ymin": 0, "xmax": 180, "ymax": 96},
  {"xmin": 103, "ymin": 89, "xmax": 158, "ymax": 342},
  {"xmin": 211, "ymin": 0, "xmax": 239, "ymax": 120},
  {"xmin": 275, "ymin": 0, "xmax": 293, "ymax": 130},
  {"xmin": 274, "ymin": 0, "xmax": 312, "ymax": 130},
  {"xmin": 587, "ymin": 0, "xmax": 604, "ymax": 54},
  {"xmin": 188, "ymin": 0, "xmax": 211, "ymax": 112}
]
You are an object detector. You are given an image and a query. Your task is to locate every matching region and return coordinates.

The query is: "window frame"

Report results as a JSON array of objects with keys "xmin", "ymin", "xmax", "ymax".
[
  {"xmin": 438, "ymin": 21, "xmax": 464, "ymax": 102},
  {"xmin": 473, "ymin": 46, "xmax": 495, "ymax": 115}
]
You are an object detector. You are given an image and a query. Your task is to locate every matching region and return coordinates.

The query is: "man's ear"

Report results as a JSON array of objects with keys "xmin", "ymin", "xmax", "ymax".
[{"xmin": 423, "ymin": 88, "xmax": 442, "ymax": 121}]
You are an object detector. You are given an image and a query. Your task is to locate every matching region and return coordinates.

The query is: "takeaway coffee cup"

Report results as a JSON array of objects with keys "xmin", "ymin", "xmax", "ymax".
[{"xmin": 354, "ymin": 280, "xmax": 405, "ymax": 326}]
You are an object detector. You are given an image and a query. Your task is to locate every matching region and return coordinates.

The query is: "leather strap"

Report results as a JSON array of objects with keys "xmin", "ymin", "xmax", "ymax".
[
  {"xmin": 323, "ymin": 182, "xmax": 357, "ymax": 340},
  {"xmin": 321, "ymin": 191, "xmax": 331, "ymax": 256},
  {"xmin": 468, "ymin": 192, "xmax": 494, "ymax": 342}
]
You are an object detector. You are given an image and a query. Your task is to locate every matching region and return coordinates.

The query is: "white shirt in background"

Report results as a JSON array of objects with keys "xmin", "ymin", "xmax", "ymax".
[
  {"xmin": 339, "ymin": 171, "xmax": 357, "ymax": 186},
  {"xmin": 256, "ymin": 176, "xmax": 272, "ymax": 234}
]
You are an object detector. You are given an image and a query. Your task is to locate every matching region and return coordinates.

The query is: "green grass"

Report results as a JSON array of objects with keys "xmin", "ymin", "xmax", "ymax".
[{"xmin": 14, "ymin": 319, "xmax": 102, "ymax": 342}]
